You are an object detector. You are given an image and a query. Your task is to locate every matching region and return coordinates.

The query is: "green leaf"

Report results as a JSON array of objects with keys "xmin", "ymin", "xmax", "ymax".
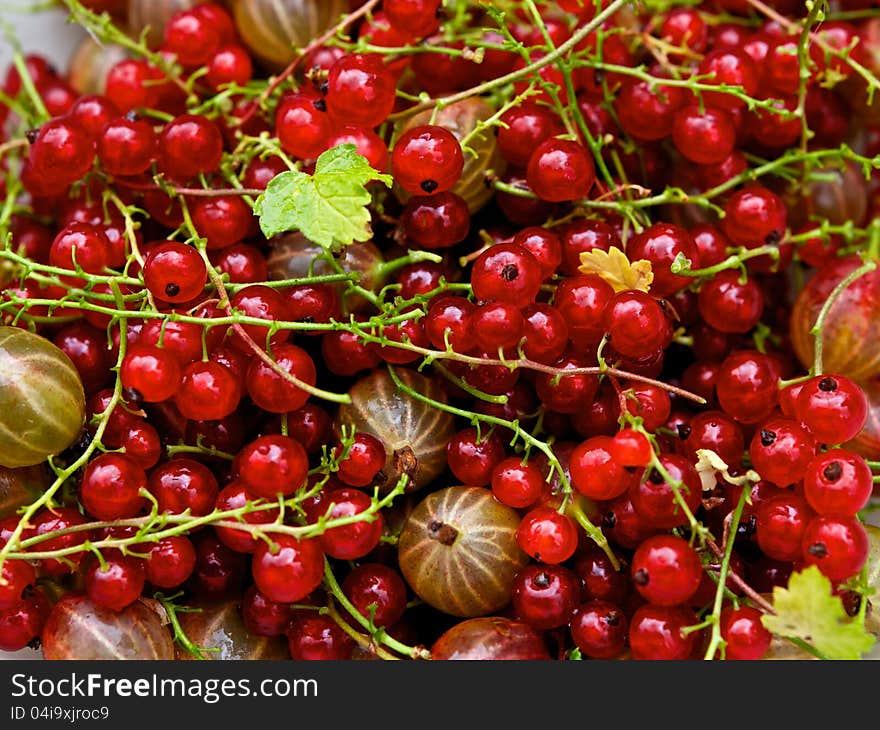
[
  {"xmin": 253, "ymin": 144, "xmax": 392, "ymax": 248},
  {"xmin": 761, "ymin": 565, "xmax": 876, "ymax": 660}
]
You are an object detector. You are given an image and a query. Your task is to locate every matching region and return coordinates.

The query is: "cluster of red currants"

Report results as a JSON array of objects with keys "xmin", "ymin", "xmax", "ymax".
[{"xmin": 0, "ymin": 0, "xmax": 879, "ymax": 661}]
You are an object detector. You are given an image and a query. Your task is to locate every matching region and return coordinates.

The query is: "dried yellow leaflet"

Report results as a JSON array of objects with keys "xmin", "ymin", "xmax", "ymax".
[{"xmin": 578, "ymin": 246, "xmax": 654, "ymax": 293}]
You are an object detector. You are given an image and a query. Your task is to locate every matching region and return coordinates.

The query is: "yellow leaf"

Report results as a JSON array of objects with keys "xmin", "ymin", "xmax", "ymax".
[{"xmin": 578, "ymin": 246, "xmax": 654, "ymax": 293}]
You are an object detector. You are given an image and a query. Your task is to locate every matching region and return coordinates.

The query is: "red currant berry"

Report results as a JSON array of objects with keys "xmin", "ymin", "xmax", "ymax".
[
  {"xmin": 801, "ymin": 515, "xmax": 869, "ymax": 583},
  {"xmin": 803, "ymin": 449, "xmax": 874, "ymax": 518},
  {"xmin": 80, "ymin": 453, "xmax": 147, "ymax": 521},
  {"xmin": 526, "ymin": 138, "xmax": 596, "ymax": 203},
  {"xmin": 570, "ymin": 599, "xmax": 628, "ymax": 659},
  {"xmin": 119, "ymin": 344, "xmax": 183, "ymax": 403},
  {"xmin": 252, "ymin": 534, "xmax": 325, "ymax": 603},
  {"xmin": 470, "ymin": 242, "xmax": 542, "ymax": 308},
  {"xmin": 144, "ymin": 536, "xmax": 196, "ymax": 589},
  {"xmin": 391, "ymin": 124, "xmax": 464, "ymax": 196},
  {"xmin": 630, "ymin": 534, "xmax": 704, "ymax": 607},
  {"xmin": 325, "ymin": 53, "xmax": 397, "ymax": 129},
  {"xmin": 491, "ymin": 456, "xmax": 545, "ymax": 509},
  {"xmin": 719, "ymin": 605, "xmax": 772, "ymax": 660},
  {"xmin": 511, "ymin": 563, "xmax": 580, "ymax": 630},
  {"xmin": 795, "ymin": 375, "xmax": 868, "ymax": 445},
  {"xmin": 234, "ymin": 434, "xmax": 309, "ymax": 499},
  {"xmin": 341, "ymin": 563, "xmax": 408, "ymax": 629},
  {"xmin": 516, "ymin": 507, "xmax": 578, "ymax": 565},
  {"xmin": 84, "ymin": 553, "xmax": 146, "ymax": 612},
  {"xmin": 246, "ymin": 343, "xmax": 317, "ymax": 414}
]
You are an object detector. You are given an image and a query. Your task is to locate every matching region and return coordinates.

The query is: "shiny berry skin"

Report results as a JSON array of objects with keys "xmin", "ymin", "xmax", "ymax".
[
  {"xmin": 52, "ymin": 321, "xmax": 114, "ymax": 393},
  {"xmin": 313, "ymin": 487, "xmax": 383, "ymax": 560},
  {"xmin": 325, "ymin": 125, "xmax": 390, "ymax": 173},
  {"xmin": 470, "ymin": 301, "xmax": 524, "ymax": 351},
  {"xmin": 190, "ymin": 532, "xmax": 247, "ymax": 596},
  {"xmin": 471, "ymin": 242, "xmax": 543, "ymax": 308},
  {"xmin": 491, "ymin": 456, "xmax": 545, "ymax": 509},
  {"xmin": 630, "ymin": 534, "xmax": 703, "ymax": 607},
  {"xmin": 325, "ymin": 53, "xmax": 397, "ymax": 129},
  {"xmin": 68, "ymin": 94, "xmax": 119, "ymax": 140},
  {"xmin": 96, "ymin": 115, "xmax": 157, "ymax": 177},
  {"xmin": 234, "ymin": 434, "xmax": 309, "ymax": 499},
  {"xmin": 660, "ymin": 7, "xmax": 708, "ymax": 53},
  {"xmin": 671, "ymin": 105, "xmax": 736, "ymax": 165},
  {"xmin": 801, "ymin": 515, "xmax": 870, "ymax": 583},
  {"xmin": 614, "ymin": 77, "xmax": 685, "ymax": 141},
  {"xmin": 722, "ymin": 184, "xmax": 787, "ymax": 247},
  {"xmin": 275, "ymin": 92, "xmax": 332, "ymax": 160},
  {"xmin": 515, "ymin": 507, "xmax": 578, "ymax": 565},
  {"xmin": 287, "ymin": 614, "xmax": 354, "ymax": 660},
  {"xmin": 341, "ymin": 563, "xmax": 408, "ymax": 628},
  {"xmin": 611, "ymin": 428, "xmax": 653, "ymax": 468},
  {"xmin": 84, "ymin": 553, "xmax": 146, "ymax": 612},
  {"xmin": 603, "ymin": 289, "xmax": 673, "ymax": 359},
  {"xmin": 631, "ymin": 454, "xmax": 703, "ymax": 530},
  {"xmin": 49, "ymin": 222, "xmax": 110, "ymax": 277},
  {"xmin": 719, "ymin": 606, "xmax": 771, "ymax": 660},
  {"xmin": 521, "ymin": 303, "xmax": 569, "ymax": 364},
  {"xmin": 163, "ymin": 9, "xmax": 220, "ymax": 68},
  {"xmin": 251, "ymin": 535, "xmax": 325, "ymax": 604},
  {"xmin": 681, "ymin": 410, "xmax": 744, "ymax": 468},
  {"xmin": 148, "ymin": 458, "xmax": 219, "ymax": 517},
  {"xmin": 628, "ymin": 604, "xmax": 699, "ymax": 660},
  {"xmin": 697, "ymin": 270, "xmax": 765, "ymax": 334},
  {"xmin": 391, "ymin": 124, "xmax": 464, "ymax": 196},
  {"xmin": 229, "ymin": 284, "xmax": 292, "ymax": 352},
  {"xmin": 749, "ymin": 417, "xmax": 817, "ymax": 488},
  {"xmin": 335, "ymin": 433, "xmax": 386, "ymax": 488},
  {"xmin": 80, "ymin": 453, "xmax": 147, "ymax": 521},
  {"xmin": 526, "ymin": 138, "xmax": 596, "ymax": 203},
  {"xmin": 144, "ymin": 536, "xmax": 196, "ymax": 589},
  {"xmin": 696, "ymin": 48, "xmax": 759, "ymax": 111},
  {"xmin": 496, "ymin": 102, "xmax": 565, "ymax": 168},
  {"xmin": 0, "ymin": 590, "xmax": 50, "ymax": 652},
  {"xmin": 0, "ymin": 560, "xmax": 36, "ymax": 611},
  {"xmin": 28, "ymin": 116, "xmax": 94, "ymax": 184},
  {"xmin": 627, "ymin": 223, "xmax": 699, "ymax": 298},
  {"xmin": 554, "ymin": 274, "xmax": 614, "ymax": 349},
  {"xmin": 756, "ymin": 493, "xmax": 815, "ymax": 562},
  {"xmin": 794, "ymin": 375, "xmax": 868, "ymax": 445},
  {"xmin": 246, "ymin": 343, "xmax": 317, "ymax": 414},
  {"xmin": 569, "ymin": 436, "xmax": 636, "ymax": 501},
  {"xmin": 105, "ymin": 58, "xmax": 162, "ymax": 113},
  {"xmin": 120, "ymin": 344, "xmax": 183, "ymax": 403},
  {"xmin": 212, "ymin": 242, "xmax": 269, "ymax": 284},
  {"xmin": 715, "ymin": 350, "xmax": 780, "ymax": 424},
  {"xmin": 803, "ymin": 449, "xmax": 873, "ymax": 518},
  {"xmin": 511, "ymin": 564, "xmax": 580, "ymax": 630},
  {"xmin": 425, "ymin": 295, "xmax": 476, "ymax": 353},
  {"xmin": 158, "ymin": 114, "xmax": 224, "ymax": 182},
  {"xmin": 27, "ymin": 508, "xmax": 90, "ymax": 577},
  {"xmin": 241, "ymin": 585, "xmax": 293, "ymax": 637},
  {"xmin": 384, "ymin": 0, "xmax": 441, "ymax": 38},
  {"xmin": 142, "ymin": 241, "xmax": 207, "ymax": 304},
  {"xmin": 513, "ymin": 227, "xmax": 562, "ymax": 281},
  {"xmin": 175, "ymin": 360, "xmax": 241, "ymax": 422},
  {"xmin": 446, "ymin": 427, "xmax": 505, "ymax": 486},
  {"xmin": 207, "ymin": 45, "xmax": 253, "ymax": 89},
  {"xmin": 400, "ymin": 192, "xmax": 470, "ymax": 249},
  {"xmin": 570, "ymin": 599, "xmax": 628, "ymax": 659},
  {"xmin": 191, "ymin": 195, "xmax": 253, "ymax": 250},
  {"xmin": 213, "ymin": 481, "xmax": 280, "ymax": 554}
]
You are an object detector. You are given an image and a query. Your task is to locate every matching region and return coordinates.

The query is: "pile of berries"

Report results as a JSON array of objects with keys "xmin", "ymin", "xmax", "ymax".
[{"xmin": 0, "ymin": 0, "xmax": 879, "ymax": 661}]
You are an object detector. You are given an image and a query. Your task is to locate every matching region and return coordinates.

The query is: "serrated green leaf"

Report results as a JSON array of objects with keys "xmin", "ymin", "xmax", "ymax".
[
  {"xmin": 761, "ymin": 565, "xmax": 876, "ymax": 660},
  {"xmin": 253, "ymin": 144, "xmax": 392, "ymax": 248}
]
